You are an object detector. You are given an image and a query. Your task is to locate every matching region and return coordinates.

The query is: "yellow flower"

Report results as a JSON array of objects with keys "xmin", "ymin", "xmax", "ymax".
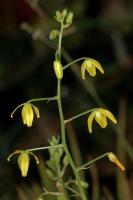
[
  {"xmin": 7, "ymin": 150, "xmax": 39, "ymax": 177},
  {"xmin": 87, "ymin": 108, "xmax": 117, "ymax": 133},
  {"xmin": 108, "ymin": 152, "xmax": 125, "ymax": 171},
  {"xmin": 21, "ymin": 103, "xmax": 40, "ymax": 127},
  {"xmin": 81, "ymin": 58, "xmax": 104, "ymax": 79}
]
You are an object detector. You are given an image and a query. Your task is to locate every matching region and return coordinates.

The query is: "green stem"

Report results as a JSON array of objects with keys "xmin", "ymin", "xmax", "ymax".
[
  {"xmin": 55, "ymin": 16, "xmax": 87, "ymax": 200},
  {"xmin": 26, "ymin": 144, "xmax": 63, "ymax": 152},
  {"xmin": 63, "ymin": 57, "xmax": 88, "ymax": 70},
  {"xmin": 56, "ymin": 19, "xmax": 64, "ymax": 60},
  {"xmin": 10, "ymin": 103, "xmax": 25, "ymax": 118},
  {"xmin": 28, "ymin": 96, "xmax": 57, "ymax": 103},
  {"xmin": 77, "ymin": 152, "xmax": 108, "ymax": 171},
  {"xmin": 65, "ymin": 108, "xmax": 96, "ymax": 124},
  {"xmin": 57, "ymin": 80, "xmax": 87, "ymax": 200}
]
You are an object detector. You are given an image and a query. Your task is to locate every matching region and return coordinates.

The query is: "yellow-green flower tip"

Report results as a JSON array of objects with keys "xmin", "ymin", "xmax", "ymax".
[
  {"xmin": 108, "ymin": 152, "xmax": 125, "ymax": 171},
  {"xmin": 87, "ymin": 108, "xmax": 117, "ymax": 133},
  {"xmin": 21, "ymin": 103, "xmax": 40, "ymax": 127},
  {"xmin": 81, "ymin": 58, "xmax": 104, "ymax": 79}
]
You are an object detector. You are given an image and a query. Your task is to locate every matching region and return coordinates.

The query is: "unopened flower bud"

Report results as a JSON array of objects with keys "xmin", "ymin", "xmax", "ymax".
[
  {"xmin": 49, "ymin": 29, "xmax": 59, "ymax": 40},
  {"xmin": 108, "ymin": 152, "xmax": 125, "ymax": 171},
  {"xmin": 53, "ymin": 60, "xmax": 63, "ymax": 79},
  {"xmin": 66, "ymin": 12, "xmax": 74, "ymax": 24}
]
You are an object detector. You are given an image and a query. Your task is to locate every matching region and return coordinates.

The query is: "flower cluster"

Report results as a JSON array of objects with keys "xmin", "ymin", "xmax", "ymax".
[{"xmin": 7, "ymin": 9, "xmax": 125, "ymax": 183}]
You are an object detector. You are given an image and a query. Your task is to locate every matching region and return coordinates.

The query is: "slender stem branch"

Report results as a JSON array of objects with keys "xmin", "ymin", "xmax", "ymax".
[
  {"xmin": 66, "ymin": 185, "xmax": 80, "ymax": 196},
  {"xmin": 26, "ymin": 144, "xmax": 63, "ymax": 152},
  {"xmin": 11, "ymin": 96, "xmax": 57, "ymax": 118},
  {"xmin": 77, "ymin": 152, "xmax": 108, "ymax": 171},
  {"xmin": 10, "ymin": 103, "xmax": 25, "ymax": 118},
  {"xmin": 28, "ymin": 96, "xmax": 57, "ymax": 103},
  {"xmin": 40, "ymin": 187, "xmax": 62, "ymax": 197},
  {"xmin": 63, "ymin": 57, "xmax": 88, "ymax": 70},
  {"xmin": 65, "ymin": 108, "xmax": 96, "ymax": 124}
]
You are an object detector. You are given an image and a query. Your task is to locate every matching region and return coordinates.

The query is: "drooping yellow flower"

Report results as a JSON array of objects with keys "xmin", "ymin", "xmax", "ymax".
[
  {"xmin": 21, "ymin": 103, "xmax": 40, "ymax": 127},
  {"xmin": 87, "ymin": 108, "xmax": 117, "ymax": 133},
  {"xmin": 7, "ymin": 150, "xmax": 39, "ymax": 177},
  {"xmin": 108, "ymin": 152, "xmax": 125, "ymax": 171},
  {"xmin": 81, "ymin": 58, "xmax": 104, "ymax": 79}
]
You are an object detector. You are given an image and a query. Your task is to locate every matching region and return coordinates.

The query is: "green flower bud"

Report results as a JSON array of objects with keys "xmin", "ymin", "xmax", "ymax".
[
  {"xmin": 81, "ymin": 181, "xmax": 89, "ymax": 188},
  {"xmin": 53, "ymin": 60, "xmax": 63, "ymax": 79},
  {"xmin": 62, "ymin": 9, "xmax": 67, "ymax": 17},
  {"xmin": 49, "ymin": 29, "xmax": 59, "ymax": 40},
  {"xmin": 63, "ymin": 155, "xmax": 69, "ymax": 167},
  {"xmin": 66, "ymin": 12, "xmax": 74, "ymax": 25},
  {"xmin": 55, "ymin": 10, "xmax": 62, "ymax": 22}
]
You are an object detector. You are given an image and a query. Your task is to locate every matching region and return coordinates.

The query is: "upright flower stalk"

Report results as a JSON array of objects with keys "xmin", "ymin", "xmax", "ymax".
[
  {"xmin": 55, "ymin": 11, "xmax": 87, "ymax": 200},
  {"xmin": 55, "ymin": 10, "xmax": 87, "ymax": 200},
  {"xmin": 7, "ymin": 9, "xmax": 125, "ymax": 200}
]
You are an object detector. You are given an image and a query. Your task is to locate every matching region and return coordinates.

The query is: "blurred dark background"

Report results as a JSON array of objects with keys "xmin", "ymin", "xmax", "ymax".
[{"xmin": 0, "ymin": 0, "xmax": 133, "ymax": 199}]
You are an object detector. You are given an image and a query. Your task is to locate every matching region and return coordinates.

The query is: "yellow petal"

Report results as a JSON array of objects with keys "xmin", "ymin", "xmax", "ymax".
[
  {"xmin": 95, "ymin": 111, "xmax": 107, "ymax": 128},
  {"xmin": 100, "ymin": 109, "xmax": 117, "ymax": 124},
  {"xmin": 81, "ymin": 60, "xmax": 86, "ymax": 79},
  {"xmin": 32, "ymin": 105, "xmax": 40, "ymax": 118},
  {"xmin": 21, "ymin": 105, "xmax": 27, "ymax": 125},
  {"xmin": 89, "ymin": 58, "xmax": 104, "ymax": 74},
  {"xmin": 18, "ymin": 151, "xmax": 30, "ymax": 177},
  {"xmin": 87, "ymin": 111, "xmax": 96, "ymax": 133},
  {"xmin": 86, "ymin": 64, "xmax": 96, "ymax": 77},
  {"xmin": 21, "ymin": 103, "xmax": 34, "ymax": 127}
]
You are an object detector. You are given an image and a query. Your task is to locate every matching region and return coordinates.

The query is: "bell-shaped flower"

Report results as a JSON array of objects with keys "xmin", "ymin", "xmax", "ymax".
[
  {"xmin": 21, "ymin": 103, "xmax": 40, "ymax": 127},
  {"xmin": 87, "ymin": 108, "xmax": 117, "ymax": 133},
  {"xmin": 108, "ymin": 152, "xmax": 125, "ymax": 171},
  {"xmin": 7, "ymin": 150, "xmax": 39, "ymax": 177},
  {"xmin": 81, "ymin": 58, "xmax": 104, "ymax": 79}
]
